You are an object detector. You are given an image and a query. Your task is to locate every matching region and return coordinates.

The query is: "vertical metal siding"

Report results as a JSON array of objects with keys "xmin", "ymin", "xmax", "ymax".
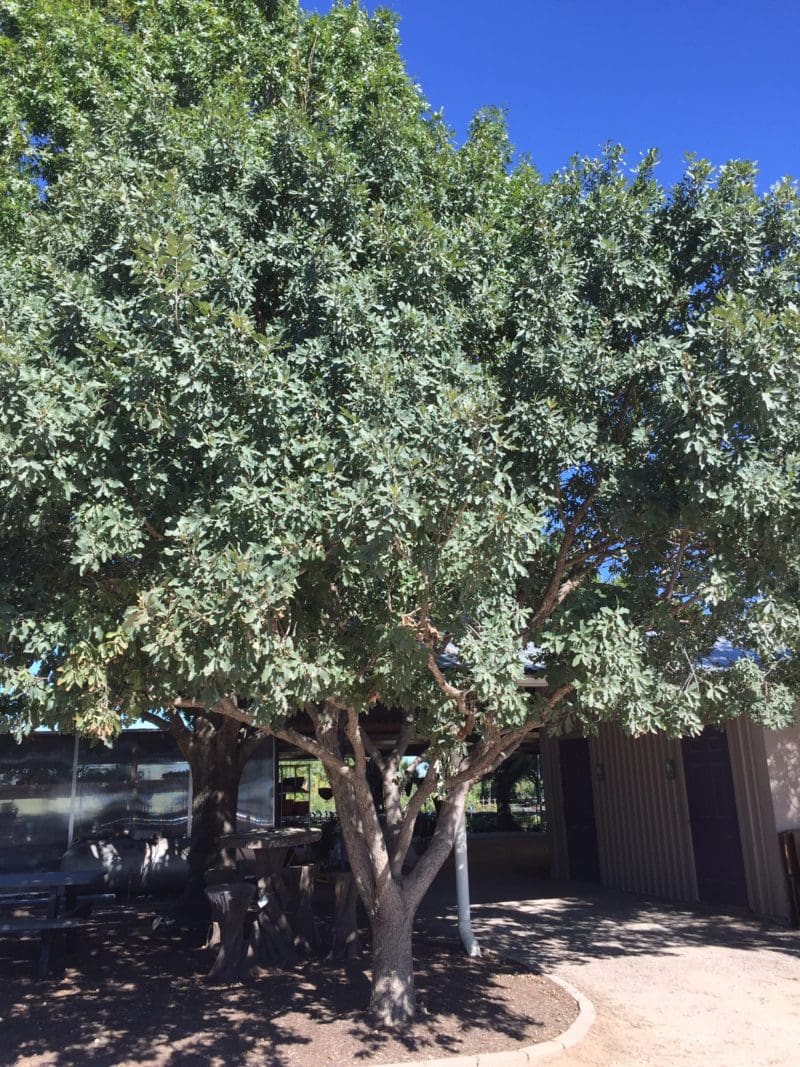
[
  {"xmin": 726, "ymin": 719, "xmax": 792, "ymax": 921},
  {"xmin": 589, "ymin": 725, "xmax": 698, "ymax": 901}
]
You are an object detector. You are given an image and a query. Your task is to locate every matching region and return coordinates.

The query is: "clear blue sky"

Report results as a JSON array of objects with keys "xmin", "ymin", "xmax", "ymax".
[{"xmin": 309, "ymin": 0, "xmax": 799, "ymax": 189}]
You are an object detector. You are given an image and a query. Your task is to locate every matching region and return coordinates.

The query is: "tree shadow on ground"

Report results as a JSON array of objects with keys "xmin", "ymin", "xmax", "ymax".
[
  {"xmin": 425, "ymin": 877, "xmax": 799, "ymax": 974},
  {"xmin": 0, "ymin": 901, "xmax": 574, "ymax": 1066}
]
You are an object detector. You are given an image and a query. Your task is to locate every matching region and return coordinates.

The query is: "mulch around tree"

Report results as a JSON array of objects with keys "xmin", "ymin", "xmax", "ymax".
[{"xmin": 0, "ymin": 900, "xmax": 578, "ymax": 1066}]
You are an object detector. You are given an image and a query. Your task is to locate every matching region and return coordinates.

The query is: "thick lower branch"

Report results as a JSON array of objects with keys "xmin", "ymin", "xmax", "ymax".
[
  {"xmin": 404, "ymin": 782, "xmax": 470, "ymax": 908},
  {"xmin": 388, "ymin": 759, "xmax": 439, "ymax": 875}
]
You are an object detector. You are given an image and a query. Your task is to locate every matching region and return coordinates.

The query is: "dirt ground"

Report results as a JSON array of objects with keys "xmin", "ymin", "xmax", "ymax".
[
  {"xmin": 0, "ymin": 900, "xmax": 578, "ymax": 1067},
  {"xmin": 457, "ymin": 885, "xmax": 800, "ymax": 1067}
]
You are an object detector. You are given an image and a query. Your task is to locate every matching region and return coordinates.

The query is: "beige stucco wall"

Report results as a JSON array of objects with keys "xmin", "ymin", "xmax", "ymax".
[{"xmin": 763, "ymin": 724, "xmax": 800, "ymax": 833}]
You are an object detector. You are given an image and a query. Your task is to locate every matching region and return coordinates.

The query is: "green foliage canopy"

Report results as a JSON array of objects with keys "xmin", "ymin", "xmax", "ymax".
[{"xmin": 1, "ymin": 0, "xmax": 799, "ymax": 749}]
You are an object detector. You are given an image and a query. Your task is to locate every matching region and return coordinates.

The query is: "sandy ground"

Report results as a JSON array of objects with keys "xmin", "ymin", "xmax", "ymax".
[{"xmin": 426, "ymin": 876, "xmax": 800, "ymax": 1067}]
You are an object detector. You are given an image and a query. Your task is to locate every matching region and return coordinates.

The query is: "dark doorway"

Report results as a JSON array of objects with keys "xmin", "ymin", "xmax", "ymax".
[
  {"xmin": 682, "ymin": 727, "xmax": 748, "ymax": 908},
  {"xmin": 559, "ymin": 738, "xmax": 601, "ymax": 881}
]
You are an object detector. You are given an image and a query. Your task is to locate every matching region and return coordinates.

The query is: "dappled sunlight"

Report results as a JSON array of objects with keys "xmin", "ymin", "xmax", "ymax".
[
  {"xmin": 429, "ymin": 886, "xmax": 800, "ymax": 973},
  {"xmin": 0, "ymin": 901, "xmax": 575, "ymax": 1066},
  {"xmin": 343, "ymin": 937, "xmax": 559, "ymax": 1062}
]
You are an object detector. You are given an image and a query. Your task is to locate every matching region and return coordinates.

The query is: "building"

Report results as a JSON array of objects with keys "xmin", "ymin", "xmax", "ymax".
[
  {"xmin": 0, "ymin": 729, "xmax": 275, "ymax": 872},
  {"xmin": 541, "ymin": 719, "xmax": 800, "ymax": 923}
]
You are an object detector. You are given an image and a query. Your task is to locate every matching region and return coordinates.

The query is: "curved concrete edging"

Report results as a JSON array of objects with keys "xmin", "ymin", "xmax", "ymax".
[{"xmin": 381, "ymin": 973, "xmax": 596, "ymax": 1067}]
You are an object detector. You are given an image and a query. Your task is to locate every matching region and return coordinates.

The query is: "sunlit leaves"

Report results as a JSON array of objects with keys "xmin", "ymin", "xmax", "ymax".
[
  {"xmin": 0, "ymin": 0, "xmax": 534, "ymax": 738},
  {"xmin": 1, "ymin": 1, "xmax": 798, "ymax": 747}
]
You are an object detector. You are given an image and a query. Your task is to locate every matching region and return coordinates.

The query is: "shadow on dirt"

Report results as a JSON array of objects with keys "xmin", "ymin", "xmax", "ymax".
[
  {"xmin": 0, "ymin": 900, "xmax": 571, "ymax": 1066},
  {"xmin": 423, "ymin": 867, "xmax": 800, "ymax": 973}
]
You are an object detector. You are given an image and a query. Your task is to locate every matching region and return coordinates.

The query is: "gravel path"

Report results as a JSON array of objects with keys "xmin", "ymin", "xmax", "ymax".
[{"xmin": 464, "ymin": 889, "xmax": 800, "ymax": 1066}]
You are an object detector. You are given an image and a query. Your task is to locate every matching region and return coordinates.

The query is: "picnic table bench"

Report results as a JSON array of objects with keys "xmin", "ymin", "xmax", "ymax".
[{"xmin": 0, "ymin": 870, "xmax": 110, "ymax": 977}]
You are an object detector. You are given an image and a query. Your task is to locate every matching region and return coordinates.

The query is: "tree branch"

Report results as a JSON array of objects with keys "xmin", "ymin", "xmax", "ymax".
[
  {"xmin": 338, "ymin": 708, "xmax": 393, "ymax": 903},
  {"xmin": 237, "ymin": 729, "xmax": 268, "ymax": 772},
  {"xmin": 143, "ymin": 707, "xmax": 191, "ymax": 756},
  {"xmin": 674, "ymin": 589, "xmax": 702, "ymax": 616},
  {"xmin": 388, "ymin": 712, "xmax": 414, "ymax": 765},
  {"xmin": 662, "ymin": 529, "xmax": 690, "ymax": 603},
  {"xmin": 143, "ymin": 519, "xmax": 167, "ymax": 542},
  {"xmin": 404, "ymin": 782, "xmax": 470, "ymax": 907},
  {"xmin": 172, "ymin": 695, "xmax": 255, "ymax": 727},
  {"xmin": 403, "ymin": 750, "xmax": 430, "ymax": 777},
  {"xmin": 389, "ymin": 757, "xmax": 439, "ymax": 875},
  {"xmin": 448, "ymin": 683, "xmax": 574, "ymax": 790},
  {"xmin": 528, "ymin": 379, "xmax": 638, "ymax": 635},
  {"xmin": 275, "ymin": 723, "xmax": 349, "ymax": 779},
  {"xmin": 345, "ymin": 707, "xmax": 368, "ymax": 781},
  {"xmin": 359, "ymin": 724, "xmax": 386, "ymax": 773},
  {"xmin": 426, "ymin": 653, "xmax": 469, "ymax": 717},
  {"xmin": 528, "ymin": 478, "xmax": 602, "ymax": 632}
]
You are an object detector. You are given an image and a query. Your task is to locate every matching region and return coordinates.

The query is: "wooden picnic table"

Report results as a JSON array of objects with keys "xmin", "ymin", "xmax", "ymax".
[
  {"xmin": 207, "ymin": 827, "xmax": 322, "ymax": 979},
  {"xmin": 0, "ymin": 869, "xmax": 98, "ymax": 977},
  {"xmin": 216, "ymin": 826, "xmax": 321, "ymax": 878}
]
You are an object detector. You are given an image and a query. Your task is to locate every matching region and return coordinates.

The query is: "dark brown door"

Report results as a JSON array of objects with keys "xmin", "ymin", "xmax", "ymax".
[
  {"xmin": 682, "ymin": 727, "xmax": 748, "ymax": 908},
  {"xmin": 559, "ymin": 738, "xmax": 601, "ymax": 881}
]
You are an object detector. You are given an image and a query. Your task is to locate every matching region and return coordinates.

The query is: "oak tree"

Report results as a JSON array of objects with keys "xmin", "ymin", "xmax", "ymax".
[{"xmin": 2, "ymin": 0, "xmax": 799, "ymax": 1028}]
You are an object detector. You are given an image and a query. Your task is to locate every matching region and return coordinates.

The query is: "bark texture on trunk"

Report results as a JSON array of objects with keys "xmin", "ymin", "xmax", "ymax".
[
  {"xmin": 493, "ymin": 754, "xmax": 533, "ymax": 832},
  {"xmin": 162, "ymin": 712, "xmax": 249, "ymax": 923},
  {"xmin": 369, "ymin": 890, "xmax": 416, "ymax": 1030},
  {"xmin": 186, "ymin": 742, "xmax": 240, "ymax": 893},
  {"xmin": 273, "ymin": 701, "xmax": 554, "ymax": 1032}
]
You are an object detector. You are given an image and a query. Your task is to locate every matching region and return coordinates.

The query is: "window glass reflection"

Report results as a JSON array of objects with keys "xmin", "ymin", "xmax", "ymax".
[{"xmin": 0, "ymin": 733, "xmax": 74, "ymax": 870}]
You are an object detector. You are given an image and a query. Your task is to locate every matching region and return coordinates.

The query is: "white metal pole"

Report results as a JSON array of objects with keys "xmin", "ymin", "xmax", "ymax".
[{"xmin": 454, "ymin": 807, "xmax": 481, "ymax": 957}]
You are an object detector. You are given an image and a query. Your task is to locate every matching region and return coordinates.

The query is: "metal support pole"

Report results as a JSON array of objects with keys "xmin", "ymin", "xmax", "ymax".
[
  {"xmin": 66, "ymin": 732, "xmax": 80, "ymax": 848},
  {"xmin": 454, "ymin": 807, "xmax": 481, "ymax": 957}
]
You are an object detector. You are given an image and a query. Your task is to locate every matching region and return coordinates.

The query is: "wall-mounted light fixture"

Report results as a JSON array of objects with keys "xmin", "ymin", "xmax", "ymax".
[
  {"xmin": 665, "ymin": 758, "xmax": 676, "ymax": 781},
  {"xmin": 595, "ymin": 762, "xmax": 605, "ymax": 782}
]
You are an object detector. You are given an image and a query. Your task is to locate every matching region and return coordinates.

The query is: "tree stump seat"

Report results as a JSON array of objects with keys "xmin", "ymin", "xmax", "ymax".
[
  {"xmin": 204, "ymin": 881, "xmax": 256, "ymax": 983},
  {"xmin": 247, "ymin": 873, "xmax": 299, "ymax": 968},
  {"xmin": 282, "ymin": 864, "xmax": 319, "ymax": 951}
]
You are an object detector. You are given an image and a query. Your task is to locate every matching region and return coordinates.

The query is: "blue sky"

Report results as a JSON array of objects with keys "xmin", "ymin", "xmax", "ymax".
[{"xmin": 309, "ymin": 0, "xmax": 799, "ymax": 189}]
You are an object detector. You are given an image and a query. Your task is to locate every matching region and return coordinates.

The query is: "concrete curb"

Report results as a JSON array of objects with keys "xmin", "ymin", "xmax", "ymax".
[{"xmin": 381, "ymin": 973, "xmax": 595, "ymax": 1067}]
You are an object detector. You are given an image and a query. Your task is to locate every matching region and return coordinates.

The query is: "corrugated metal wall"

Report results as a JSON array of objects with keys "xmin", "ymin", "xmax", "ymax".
[
  {"xmin": 726, "ymin": 718, "xmax": 792, "ymax": 921},
  {"xmin": 542, "ymin": 721, "xmax": 792, "ymax": 921},
  {"xmin": 588, "ymin": 726, "xmax": 698, "ymax": 902}
]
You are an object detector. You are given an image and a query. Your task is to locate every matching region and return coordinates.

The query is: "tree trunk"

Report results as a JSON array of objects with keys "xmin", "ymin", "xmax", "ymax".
[
  {"xmin": 188, "ymin": 747, "xmax": 240, "ymax": 886},
  {"xmin": 369, "ymin": 887, "xmax": 416, "ymax": 1030},
  {"xmin": 493, "ymin": 755, "xmax": 533, "ymax": 832},
  {"xmin": 181, "ymin": 737, "xmax": 240, "ymax": 919}
]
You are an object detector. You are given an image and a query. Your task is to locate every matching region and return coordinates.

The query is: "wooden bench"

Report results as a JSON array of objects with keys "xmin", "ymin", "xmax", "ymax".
[
  {"xmin": 0, "ymin": 892, "xmax": 49, "ymax": 909},
  {"xmin": 0, "ymin": 916, "xmax": 88, "ymax": 978}
]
